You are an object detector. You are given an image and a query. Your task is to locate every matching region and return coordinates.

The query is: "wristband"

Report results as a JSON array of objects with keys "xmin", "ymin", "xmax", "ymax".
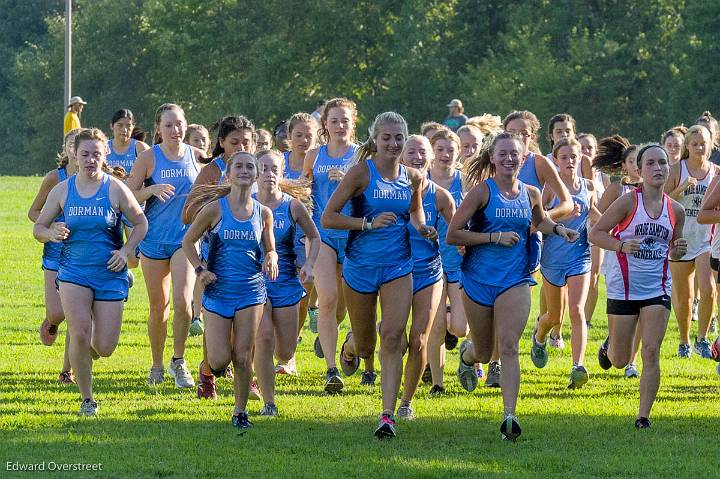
[
  {"xmin": 618, "ymin": 241, "xmax": 625, "ymax": 253},
  {"xmin": 361, "ymin": 217, "xmax": 367, "ymax": 231},
  {"xmin": 496, "ymin": 232, "xmax": 502, "ymax": 244},
  {"xmin": 195, "ymin": 265, "xmax": 205, "ymax": 275},
  {"xmin": 367, "ymin": 219, "xmax": 373, "ymax": 230}
]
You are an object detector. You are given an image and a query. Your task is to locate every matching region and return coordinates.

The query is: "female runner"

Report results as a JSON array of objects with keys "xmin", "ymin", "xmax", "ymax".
[
  {"xmin": 182, "ymin": 151, "xmax": 277, "ymax": 429},
  {"xmin": 33, "ymin": 128, "xmax": 147, "ymax": 415},
  {"xmin": 182, "ymin": 115, "xmax": 255, "ymax": 398},
  {"xmin": 530, "ymin": 138, "xmax": 600, "ymax": 389},
  {"xmin": 592, "ymin": 144, "xmax": 686, "ymax": 429},
  {"xmin": 398, "ymin": 134, "xmax": 455, "ymax": 418},
  {"xmin": 127, "ymin": 103, "xmax": 204, "ymax": 388},
  {"xmin": 254, "ymin": 150, "xmax": 320, "ymax": 415},
  {"xmin": 447, "ymin": 132, "xmax": 578, "ymax": 441},
  {"xmin": 32, "ymin": 129, "xmax": 79, "ymax": 383},
  {"xmin": 592, "ymin": 136, "xmax": 643, "ymax": 377},
  {"xmin": 425, "ymin": 129, "xmax": 470, "ymax": 392},
  {"xmin": 302, "ymin": 98, "xmax": 359, "ymax": 392},
  {"xmin": 322, "ymin": 112, "xmax": 435, "ymax": 438},
  {"xmin": 664, "ymin": 125, "xmax": 717, "ymax": 358}
]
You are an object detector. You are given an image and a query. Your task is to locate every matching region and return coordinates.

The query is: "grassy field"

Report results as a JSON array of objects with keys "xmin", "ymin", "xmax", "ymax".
[{"xmin": 0, "ymin": 176, "xmax": 718, "ymax": 478}]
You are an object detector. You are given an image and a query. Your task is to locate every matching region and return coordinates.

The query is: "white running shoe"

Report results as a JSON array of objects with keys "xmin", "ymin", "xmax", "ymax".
[
  {"xmin": 624, "ymin": 363, "xmax": 639, "ymax": 378},
  {"xmin": 169, "ymin": 358, "xmax": 195, "ymax": 388}
]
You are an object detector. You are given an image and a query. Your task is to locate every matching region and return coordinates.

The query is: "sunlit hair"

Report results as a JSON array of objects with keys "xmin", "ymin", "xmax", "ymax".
[
  {"xmin": 465, "ymin": 114, "xmax": 503, "ymax": 136},
  {"xmin": 592, "ymin": 135, "xmax": 637, "ymax": 175},
  {"xmin": 153, "ymin": 103, "xmax": 185, "ymax": 145},
  {"xmin": 682, "ymin": 124, "xmax": 713, "ymax": 160},
  {"xmin": 185, "ymin": 151, "xmax": 258, "ymax": 211},
  {"xmin": 350, "ymin": 111, "xmax": 408, "ymax": 167},
  {"xmin": 56, "ymin": 128, "xmax": 81, "ymax": 167},
  {"xmin": 661, "ymin": 125, "xmax": 687, "ymax": 144},
  {"xmin": 209, "ymin": 115, "xmax": 255, "ymax": 158},
  {"xmin": 547, "ymin": 113, "xmax": 577, "ymax": 149},
  {"xmin": 255, "ymin": 149, "xmax": 313, "ymax": 211},
  {"xmin": 420, "ymin": 121, "xmax": 448, "ymax": 138},
  {"xmin": 319, "ymin": 97, "xmax": 357, "ymax": 144},
  {"xmin": 551, "ymin": 137, "xmax": 582, "ymax": 161},
  {"xmin": 502, "ymin": 110, "xmax": 541, "ymax": 134},
  {"xmin": 73, "ymin": 128, "xmax": 125, "ymax": 179},
  {"xmin": 464, "ymin": 132, "xmax": 525, "ymax": 188},
  {"xmin": 400, "ymin": 134, "xmax": 434, "ymax": 172},
  {"xmin": 695, "ymin": 111, "xmax": 719, "ymax": 145}
]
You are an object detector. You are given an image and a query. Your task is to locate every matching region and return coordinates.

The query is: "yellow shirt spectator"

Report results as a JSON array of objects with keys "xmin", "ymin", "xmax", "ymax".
[
  {"xmin": 64, "ymin": 96, "xmax": 86, "ymax": 135},
  {"xmin": 64, "ymin": 111, "xmax": 80, "ymax": 135}
]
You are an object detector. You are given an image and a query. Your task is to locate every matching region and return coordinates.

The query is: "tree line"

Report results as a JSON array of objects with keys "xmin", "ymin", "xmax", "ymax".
[{"xmin": 2, "ymin": 0, "xmax": 719, "ymax": 175}]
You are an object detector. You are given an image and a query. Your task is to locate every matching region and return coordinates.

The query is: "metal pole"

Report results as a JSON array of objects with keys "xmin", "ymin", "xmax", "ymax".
[{"xmin": 64, "ymin": 0, "xmax": 71, "ymax": 112}]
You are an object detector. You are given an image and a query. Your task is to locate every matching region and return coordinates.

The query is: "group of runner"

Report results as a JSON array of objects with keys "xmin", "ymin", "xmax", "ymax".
[{"xmin": 30, "ymin": 99, "xmax": 720, "ymax": 440}]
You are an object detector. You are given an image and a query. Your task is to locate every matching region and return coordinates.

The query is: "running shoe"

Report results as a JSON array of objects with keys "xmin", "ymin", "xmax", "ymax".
[
  {"xmin": 275, "ymin": 355, "xmax": 298, "ymax": 376},
  {"xmin": 485, "ymin": 361, "xmax": 501, "ymax": 388},
  {"xmin": 260, "ymin": 403, "xmax": 278, "ymax": 417},
  {"xmin": 548, "ymin": 333, "xmax": 565, "ymax": 350},
  {"xmin": 500, "ymin": 414, "xmax": 521, "ymax": 441},
  {"xmin": 128, "ymin": 270, "xmax": 135, "ymax": 289},
  {"xmin": 374, "ymin": 413, "xmax": 396, "ymax": 439},
  {"xmin": 694, "ymin": 337, "xmax": 713, "ymax": 359},
  {"xmin": 188, "ymin": 317, "xmax": 204, "ymax": 336},
  {"xmin": 339, "ymin": 331, "xmax": 360, "ymax": 376},
  {"xmin": 678, "ymin": 343, "xmax": 692, "ymax": 359},
  {"xmin": 249, "ymin": 380, "xmax": 261, "ymax": 400},
  {"xmin": 169, "ymin": 358, "xmax": 195, "ymax": 388},
  {"xmin": 421, "ymin": 363, "xmax": 432, "ymax": 384},
  {"xmin": 457, "ymin": 340, "xmax": 478, "ymax": 392},
  {"xmin": 598, "ymin": 337, "xmax": 612, "ymax": 370},
  {"xmin": 58, "ymin": 370, "xmax": 75, "ymax": 385},
  {"xmin": 444, "ymin": 330, "xmax": 459, "ymax": 350},
  {"xmin": 224, "ymin": 365, "xmax": 234, "ymax": 380},
  {"xmin": 147, "ymin": 366, "xmax": 165, "ymax": 385},
  {"xmin": 313, "ymin": 336, "xmax": 324, "ymax": 358},
  {"xmin": 324, "ymin": 367, "xmax": 343, "ymax": 394},
  {"xmin": 396, "ymin": 402, "xmax": 415, "ymax": 420},
  {"xmin": 691, "ymin": 299, "xmax": 699, "ymax": 322},
  {"xmin": 635, "ymin": 417, "xmax": 651, "ymax": 429},
  {"xmin": 530, "ymin": 327, "xmax": 548, "ymax": 369},
  {"xmin": 476, "ymin": 363, "xmax": 484, "ymax": 378},
  {"xmin": 568, "ymin": 365, "xmax": 589, "ymax": 389},
  {"xmin": 429, "ymin": 384, "xmax": 445, "ymax": 396},
  {"xmin": 39, "ymin": 319, "xmax": 58, "ymax": 346},
  {"xmin": 308, "ymin": 307, "xmax": 319, "ymax": 333},
  {"xmin": 232, "ymin": 411, "xmax": 253, "ymax": 429},
  {"xmin": 79, "ymin": 398, "xmax": 98, "ymax": 417},
  {"xmin": 624, "ymin": 363, "xmax": 639, "ymax": 378},
  {"xmin": 360, "ymin": 370, "xmax": 377, "ymax": 386},
  {"xmin": 197, "ymin": 363, "xmax": 217, "ymax": 400}
]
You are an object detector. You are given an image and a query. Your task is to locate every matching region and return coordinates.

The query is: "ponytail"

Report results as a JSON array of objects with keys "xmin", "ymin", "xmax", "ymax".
[
  {"xmin": 593, "ymin": 135, "xmax": 632, "ymax": 175},
  {"xmin": 464, "ymin": 132, "xmax": 524, "ymax": 188},
  {"xmin": 348, "ymin": 111, "xmax": 408, "ymax": 168}
]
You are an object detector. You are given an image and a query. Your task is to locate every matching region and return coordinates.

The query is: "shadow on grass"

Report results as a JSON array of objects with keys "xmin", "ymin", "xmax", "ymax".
[{"xmin": 0, "ymin": 411, "xmax": 716, "ymax": 479}]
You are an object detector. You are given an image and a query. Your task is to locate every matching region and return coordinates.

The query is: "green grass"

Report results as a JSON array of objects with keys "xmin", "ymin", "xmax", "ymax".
[{"xmin": 0, "ymin": 176, "xmax": 718, "ymax": 478}]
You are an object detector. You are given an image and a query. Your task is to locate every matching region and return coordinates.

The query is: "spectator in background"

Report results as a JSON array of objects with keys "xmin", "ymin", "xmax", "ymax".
[
  {"xmin": 311, "ymin": 99, "xmax": 327, "ymax": 122},
  {"xmin": 256, "ymin": 128, "xmax": 273, "ymax": 151},
  {"xmin": 63, "ymin": 96, "xmax": 86, "ymax": 135},
  {"xmin": 443, "ymin": 99, "xmax": 468, "ymax": 132}
]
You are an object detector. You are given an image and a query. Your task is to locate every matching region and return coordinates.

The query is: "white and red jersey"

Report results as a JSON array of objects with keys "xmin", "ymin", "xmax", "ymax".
[
  {"xmin": 606, "ymin": 189, "xmax": 676, "ymax": 301},
  {"xmin": 676, "ymin": 160, "xmax": 715, "ymax": 260}
]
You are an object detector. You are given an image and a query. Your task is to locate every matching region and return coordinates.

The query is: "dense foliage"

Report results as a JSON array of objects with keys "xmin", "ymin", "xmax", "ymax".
[{"xmin": 2, "ymin": 0, "xmax": 719, "ymax": 174}]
